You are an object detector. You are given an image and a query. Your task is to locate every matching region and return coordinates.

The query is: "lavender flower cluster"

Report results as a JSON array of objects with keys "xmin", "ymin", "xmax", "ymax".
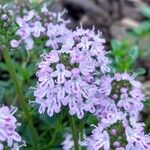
[
  {"xmin": 84, "ymin": 73, "xmax": 150, "ymax": 150},
  {"xmin": 34, "ymin": 24, "xmax": 111, "ymax": 119},
  {"xmin": 10, "ymin": 6, "xmax": 69, "ymax": 50},
  {"xmin": 12, "ymin": 6, "xmax": 109, "ymax": 119},
  {"xmin": 0, "ymin": 106, "xmax": 25, "ymax": 150},
  {"xmin": 12, "ymin": 5, "xmax": 150, "ymax": 150},
  {"xmin": 0, "ymin": 5, "xmax": 13, "ymax": 28}
]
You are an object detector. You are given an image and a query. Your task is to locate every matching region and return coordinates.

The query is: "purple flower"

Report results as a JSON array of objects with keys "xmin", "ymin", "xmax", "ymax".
[
  {"xmin": 33, "ymin": 10, "xmax": 111, "ymax": 119},
  {"xmin": 41, "ymin": 4, "xmax": 48, "ymax": 13},
  {"xmin": 16, "ymin": 17, "xmax": 26, "ymax": 27},
  {"xmin": 32, "ymin": 21, "xmax": 45, "ymax": 37},
  {"xmin": 96, "ymin": 73, "xmax": 145, "ymax": 119},
  {"xmin": 10, "ymin": 40, "xmax": 19, "ymax": 48},
  {"xmin": 44, "ymin": 50, "xmax": 60, "ymax": 64},
  {"xmin": 23, "ymin": 10, "xmax": 35, "ymax": 22},
  {"xmin": 62, "ymin": 93, "xmax": 84, "ymax": 119},
  {"xmin": 51, "ymin": 64, "xmax": 72, "ymax": 84},
  {"xmin": 70, "ymin": 48, "xmax": 84, "ymax": 64},
  {"xmin": 15, "ymin": 9, "xmax": 70, "ymax": 51},
  {"xmin": 1, "ymin": 14, "xmax": 8, "ymax": 20},
  {"xmin": 85, "ymin": 129, "xmax": 110, "ymax": 150},
  {"xmin": 60, "ymin": 36, "xmax": 75, "ymax": 53},
  {"xmin": 77, "ymin": 36, "xmax": 93, "ymax": 50},
  {"xmin": 125, "ymin": 126, "xmax": 150, "ymax": 150},
  {"xmin": 0, "ymin": 106, "xmax": 25, "ymax": 149},
  {"xmin": 101, "ymin": 111, "xmax": 126, "ymax": 126},
  {"xmin": 62, "ymin": 134, "xmax": 74, "ymax": 150},
  {"xmin": 98, "ymin": 75, "xmax": 112, "ymax": 96},
  {"xmin": 24, "ymin": 37, "xmax": 33, "ymax": 50},
  {"xmin": 16, "ymin": 27, "xmax": 31, "ymax": 40},
  {"xmin": 79, "ymin": 56, "xmax": 95, "ymax": 75}
]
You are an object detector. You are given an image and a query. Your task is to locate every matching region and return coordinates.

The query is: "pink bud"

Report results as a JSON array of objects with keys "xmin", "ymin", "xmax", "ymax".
[
  {"xmin": 113, "ymin": 141, "xmax": 120, "ymax": 148},
  {"xmin": 1, "ymin": 14, "xmax": 8, "ymax": 20},
  {"xmin": 10, "ymin": 40, "xmax": 19, "ymax": 48},
  {"xmin": 112, "ymin": 94, "xmax": 118, "ymax": 99},
  {"xmin": 111, "ymin": 128, "xmax": 117, "ymax": 136},
  {"xmin": 120, "ymin": 87, "xmax": 127, "ymax": 93}
]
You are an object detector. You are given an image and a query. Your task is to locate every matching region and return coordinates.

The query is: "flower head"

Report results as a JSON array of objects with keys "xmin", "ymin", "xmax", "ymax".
[
  {"xmin": 96, "ymin": 73, "xmax": 144, "ymax": 118},
  {"xmin": 0, "ymin": 106, "xmax": 25, "ymax": 150},
  {"xmin": 34, "ymin": 22, "xmax": 109, "ymax": 119},
  {"xmin": 84, "ymin": 115, "xmax": 150, "ymax": 150}
]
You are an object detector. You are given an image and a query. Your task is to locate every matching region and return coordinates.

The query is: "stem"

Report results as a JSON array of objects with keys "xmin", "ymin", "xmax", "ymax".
[
  {"xmin": 69, "ymin": 115, "xmax": 79, "ymax": 150},
  {"xmin": 43, "ymin": 113, "xmax": 63, "ymax": 150},
  {"xmin": 79, "ymin": 121, "xmax": 84, "ymax": 140},
  {"xmin": 1, "ymin": 46, "xmax": 38, "ymax": 150},
  {"xmin": 145, "ymin": 116, "xmax": 150, "ymax": 132}
]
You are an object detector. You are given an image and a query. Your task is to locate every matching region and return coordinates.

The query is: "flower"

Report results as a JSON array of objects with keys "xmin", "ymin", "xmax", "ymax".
[
  {"xmin": 13, "ymin": 8, "xmax": 69, "ymax": 51},
  {"xmin": 125, "ymin": 126, "xmax": 150, "ymax": 150},
  {"xmin": 34, "ymin": 23, "xmax": 109, "ymax": 119},
  {"xmin": 1, "ymin": 14, "xmax": 8, "ymax": 20},
  {"xmin": 51, "ymin": 64, "xmax": 72, "ymax": 84},
  {"xmin": 0, "ymin": 5, "xmax": 13, "ymax": 28},
  {"xmin": 10, "ymin": 40, "xmax": 19, "ymax": 48},
  {"xmin": 96, "ymin": 73, "xmax": 145, "ymax": 118},
  {"xmin": 84, "ymin": 115, "xmax": 150, "ymax": 150},
  {"xmin": 0, "ymin": 106, "xmax": 25, "ymax": 150},
  {"xmin": 31, "ymin": 21, "xmax": 45, "ymax": 38},
  {"xmin": 16, "ymin": 27, "xmax": 31, "ymax": 40},
  {"xmin": 61, "ymin": 134, "xmax": 74, "ymax": 150},
  {"xmin": 85, "ymin": 127, "xmax": 110, "ymax": 150},
  {"xmin": 61, "ymin": 133, "xmax": 84, "ymax": 150}
]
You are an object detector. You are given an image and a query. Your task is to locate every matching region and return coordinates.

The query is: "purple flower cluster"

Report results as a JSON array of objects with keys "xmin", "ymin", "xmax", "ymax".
[
  {"xmin": 11, "ymin": 6, "xmax": 69, "ymax": 50},
  {"xmin": 34, "ymin": 25, "xmax": 110, "ymax": 118},
  {"xmin": 84, "ymin": 115, "xmax": 150, "ymax": 150},
  {"xmin": 83, "ymin": 73, "xmax": 150, "ymax": 150},
  {"xmin": 0, "ymin": 106, "xmax": 25, "ymax": 150},
  {"xmin": 31, "ymin": 7, "xmax": 110, "ymax": 119},
  {"xmin": 95, "ymin": 73, "xmax": 144, "ymax": 119},
  {"xmin": 0, "ymin": 5, "xmax": 13, "ymax": 28}
]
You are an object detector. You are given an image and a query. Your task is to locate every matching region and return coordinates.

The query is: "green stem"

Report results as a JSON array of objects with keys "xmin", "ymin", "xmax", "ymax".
[
  {"xmin": 69, "ymin": 115, "xmax": 79, "ymax": 150},
  {"xmin": 145, "ymin": 115, "xmax": 150, "ymax": 132},
  {"xmin": 43, "ymin": 113, "xmax": 63, "ymax": 150},
  {"xmin": 1, "ymin": 46, "xmax": 38, "ymax": 150},
  {"xmin": 79, "ymin": 121, "xmax": 84, "ymax": 140}
]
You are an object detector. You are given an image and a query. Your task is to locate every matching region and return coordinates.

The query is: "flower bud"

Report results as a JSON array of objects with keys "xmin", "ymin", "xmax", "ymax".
[
  {"xmin": 1, "ymin": 14, "xmax": 8, "ymax": 20},
  {"xmin": 120, "ymin": 87, "xmax": 127, "ymax": 93},
  {"xmin": 113, "ymin": 141, "xmax": 120, "ymax": 148},
  {"xmin": 10, "ymin": 40, "xmax": 19, "ymax": 48},
  {"xmin": 111, "ymin": 128, "xmax": 117, "ymax": 136}
]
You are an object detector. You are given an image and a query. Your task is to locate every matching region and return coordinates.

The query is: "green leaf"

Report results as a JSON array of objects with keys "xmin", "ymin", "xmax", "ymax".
[
  {"xmin": 0, "ymin": 62, "xmax": 8, "ymax": 71},
  {"xmin": 140, "ymin": 6, "xmax": 150, "ymax": 18},
  {"xmin": 144, "ymin": 98, "xmax": 150, "ymax": 109},
  {"xmin": 129, "ymin": 46, "xmax": 138, "ymax": 62},
  {"xmin": 134, "ymin": 68, "xmax": 146, "ymax": 76},
  {"xmin": 0, "ymin": 87, "xmax": 4, "ymax": 103},
  {"xmin": 86, "ymin": 114, "xmax": 98, "ymax": 125},
  {"xmin": 111, "ymin": 39, "xmax": 121, "ymax": 51}
]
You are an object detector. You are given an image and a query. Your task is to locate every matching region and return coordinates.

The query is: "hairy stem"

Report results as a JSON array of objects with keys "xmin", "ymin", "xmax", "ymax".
[
  {"xmin": 1, "ymin": 46, "xmax": 38, "ymax": 150},
  {"xmin": 69, "ymin": 115, "xmax": 79, "ymax": 150}
]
